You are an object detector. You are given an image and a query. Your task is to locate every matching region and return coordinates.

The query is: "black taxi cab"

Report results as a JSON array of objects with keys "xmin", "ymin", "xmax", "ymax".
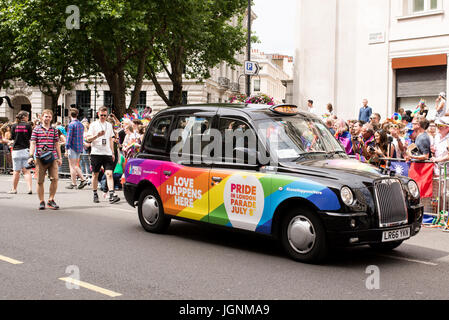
[{"xmin": 124, "ymin": 104, "xmax": 423, "ymax": 263}]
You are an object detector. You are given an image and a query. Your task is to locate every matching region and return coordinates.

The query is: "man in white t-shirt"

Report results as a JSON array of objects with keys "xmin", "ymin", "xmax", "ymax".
[
  {"xmin": 86, "ymin": 106, "xmax": 120, "ymax": 204},
  {"xmin": 307, "ymin": 100, "xmax": 316, "ymax": 114}
]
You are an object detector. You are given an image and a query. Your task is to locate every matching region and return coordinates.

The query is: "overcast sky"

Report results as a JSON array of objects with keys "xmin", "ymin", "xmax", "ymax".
[{"xmin": 252, "ymin": 0, "xmax": 297, "ymax": 57}]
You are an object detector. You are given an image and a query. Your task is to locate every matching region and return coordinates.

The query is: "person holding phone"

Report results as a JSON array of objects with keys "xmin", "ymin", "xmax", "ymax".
[{"xmin": 85, "ymin": 106, "xmax": 120, "ymax": 204}]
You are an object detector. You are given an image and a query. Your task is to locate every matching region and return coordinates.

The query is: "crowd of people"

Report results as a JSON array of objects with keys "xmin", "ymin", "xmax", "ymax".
[
  {"xmin": 308, "ymin": 92, "xmax": 448, "ymax": 172},
  {"xmin": 0, "ymin": 106, "xmax": 152, "ymax": 209}
]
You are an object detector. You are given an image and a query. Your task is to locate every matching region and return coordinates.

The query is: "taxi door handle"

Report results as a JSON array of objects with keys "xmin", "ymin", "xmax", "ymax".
[
  {"xmin": 163, "ymin": 170, "xmax": 172, "ymax": 176},
  {"xmin": 211, "ymin": 176, "xmax": 223, "ymax": 183}
]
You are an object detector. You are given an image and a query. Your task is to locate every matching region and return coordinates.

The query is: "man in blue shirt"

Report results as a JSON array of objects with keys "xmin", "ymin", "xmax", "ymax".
[
  {"xmin": 65, "ymin": 108, "xmax": 88, "ymax": 189},
  {"xmin": 358, "ymin": 99, "xmax": 372, "ymax": 123}
]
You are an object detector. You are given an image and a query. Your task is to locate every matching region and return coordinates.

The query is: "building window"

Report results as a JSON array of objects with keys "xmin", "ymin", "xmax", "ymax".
[
  {"xmin": 254, "ymin": 79, "xmax": 261, "ymax": 92},
  {"xmin": 137, "ymin": 91, "xmax": 147, "ymax": 111},
  {"xmin": 104, "ymin": 91, "xmax": 114, "ymax": 111},
  {"xmin": 410, "ymin": 0, "xmax": 439, "ymax": 13},
  {"xmin": 169, "ymin": 91, "xmax": 188, "ymax": 105},
  {"xmin": 76, "ymin": 90, "xmax": 91, "ymax": 119}
]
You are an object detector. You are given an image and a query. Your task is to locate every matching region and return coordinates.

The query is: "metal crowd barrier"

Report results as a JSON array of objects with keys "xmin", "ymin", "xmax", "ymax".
[
  {"xmin": 0, "ymin": 147, "xmax": 13, "ymax": 174},
  {"xmin": 0, "ymin": 149, "xmax": 92, "ymax": 179},
  {"xmin": 375, "ymin": 158, "xmax": 447, "ymax": 215},
  {"xmin": 58, "ymin": 154, "xmax": 92, "ymax": 178},
  {"xmin": 436, "ymin": 162, "xmax": 449, "ymax": 214}
]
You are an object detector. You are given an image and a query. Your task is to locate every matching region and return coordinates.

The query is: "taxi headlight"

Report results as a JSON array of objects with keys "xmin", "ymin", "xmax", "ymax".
[
  {"xmin": 407, "ymin": 180, "xmax": 420, "ymax": 199},
  {"xmin": 341, "ymin": 186, "xmax": 354, "ymax": 206}
]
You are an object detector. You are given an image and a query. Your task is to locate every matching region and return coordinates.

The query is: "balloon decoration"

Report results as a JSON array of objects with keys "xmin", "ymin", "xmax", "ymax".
[{"xmin": 122, "ymin": 107, "xmax": 152, "ymax": 125}]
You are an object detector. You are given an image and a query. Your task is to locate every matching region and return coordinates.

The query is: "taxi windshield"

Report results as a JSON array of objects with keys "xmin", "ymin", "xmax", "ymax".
[{"xmin": 256, "ymin": 117, "xmax": 345, "ymax": 161}]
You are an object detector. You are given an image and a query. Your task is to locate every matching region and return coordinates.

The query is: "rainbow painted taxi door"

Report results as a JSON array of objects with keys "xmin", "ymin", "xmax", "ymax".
[
  {"xmin": 160, "ymin": 163, "xmax": 210, "ymax": 222},
  {"xmin": 208, "ymin": 169, "xmax": 269, "ymax": 232}
]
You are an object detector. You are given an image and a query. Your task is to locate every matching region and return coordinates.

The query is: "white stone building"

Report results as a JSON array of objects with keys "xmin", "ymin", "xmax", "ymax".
[
  {"xmin": 250, "ymin": 49, "xmax": 294, "ymax": 104},
  {"xmin": 294, "ymin": 0, "xmax": 449, "ymax": 121}
]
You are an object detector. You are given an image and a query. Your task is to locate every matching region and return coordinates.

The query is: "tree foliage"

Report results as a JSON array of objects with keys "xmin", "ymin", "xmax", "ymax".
[
  {"xmin": 147, "ymin": 0, "xmax": 248, "ymax": 106},
  {"xmin": 0, "ymin": 0, "xmax": 250, "ymax": 117},
  {"xmin": 0, "ymin": 0, "xmax": 22, "ymax": 89},
  {"xmin": 76, "ymin": 0, "xmax": 164, "ymax": 117},
  {"xmin": 6, "ymin": 0, "xmax": 98, "ymax": 114}
]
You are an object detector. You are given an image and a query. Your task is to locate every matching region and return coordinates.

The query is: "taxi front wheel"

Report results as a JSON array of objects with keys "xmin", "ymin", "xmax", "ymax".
[
  {"xmin": 138, "ymin": 189, "xmax": 171, "ymax": 233},
  {"xmin": 280, "ymin": 209, "xmax": 328, "ymax": 264}
]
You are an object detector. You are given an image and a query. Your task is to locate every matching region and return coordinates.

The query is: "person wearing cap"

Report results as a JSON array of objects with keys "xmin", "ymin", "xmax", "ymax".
[{"xmin": 436, "ymin": 92, "xmax": 446, "ymax": 118}]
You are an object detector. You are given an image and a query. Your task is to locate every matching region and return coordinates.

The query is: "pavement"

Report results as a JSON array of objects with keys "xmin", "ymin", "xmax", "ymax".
[{"xmin": 1, "ymin": 174, "xmax": 449, "ymax": 300}]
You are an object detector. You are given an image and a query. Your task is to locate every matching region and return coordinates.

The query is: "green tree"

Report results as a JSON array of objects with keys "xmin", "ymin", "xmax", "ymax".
[
  {"xmin": 76, "ymin": 0, "xmax": 164, "ymax": 117},
  {"xmin": 0, "ymin": 0, "xmax": 22, "ymax": 89},
  {"xmin": 146, "ymin": 0, "xmax": 248, "ymax": 106},
  {"xmin": 7, "ymin": 0, "xmax": 98, "ymax": 116}
]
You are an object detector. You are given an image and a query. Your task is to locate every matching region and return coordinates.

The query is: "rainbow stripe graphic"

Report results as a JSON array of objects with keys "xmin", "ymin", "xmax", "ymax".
[{"xmin": 126, "ymin": 159, "xmax": 342, "ymax": 235}]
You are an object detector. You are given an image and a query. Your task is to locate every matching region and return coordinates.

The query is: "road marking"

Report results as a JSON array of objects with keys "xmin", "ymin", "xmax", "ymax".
[
  {"xmin": 0, "ymin": 254, "xmax": 23, "ymax": 265},
  {"xmin": 59, "ymin": 277, "xmax": 122, "ymax": 298},
  {"xmin": 378, "ymin": 254, "xmax": 438, "ymax": 266}
]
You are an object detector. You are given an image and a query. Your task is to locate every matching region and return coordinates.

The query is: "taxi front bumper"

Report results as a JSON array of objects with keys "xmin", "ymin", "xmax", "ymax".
[
  {"xmin": 320, "ymin": 204, "xmax": 424, "ymax": 247},
  {"xmin": 124, "ymin": 182, "xmax": 138, "ymax": 207}
]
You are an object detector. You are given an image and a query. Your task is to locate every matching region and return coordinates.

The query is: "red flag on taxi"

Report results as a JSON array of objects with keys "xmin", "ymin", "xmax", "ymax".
[{"xmin": 408, "ymin": 162, "xmax": 434, "ymax": 198}]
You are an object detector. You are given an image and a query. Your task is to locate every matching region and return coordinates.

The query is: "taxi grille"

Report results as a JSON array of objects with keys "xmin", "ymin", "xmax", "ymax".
[{"xmin": 373, "ymin": 178, "xmax": 408, "ymax": 228}]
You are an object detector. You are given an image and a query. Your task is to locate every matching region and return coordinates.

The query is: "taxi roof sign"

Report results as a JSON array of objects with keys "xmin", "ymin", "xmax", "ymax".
[{"xmin": 270, "ymin": 104, "xmax": 299, "ymax": 116}]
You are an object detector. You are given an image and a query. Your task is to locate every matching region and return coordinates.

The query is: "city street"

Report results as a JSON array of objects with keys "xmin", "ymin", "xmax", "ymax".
[{"xmin": 1, "ymin": 174, "xmax": 449, "ymax": 300}]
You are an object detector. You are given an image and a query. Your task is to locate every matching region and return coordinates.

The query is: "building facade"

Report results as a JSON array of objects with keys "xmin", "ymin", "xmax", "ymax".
[
  {"xmin": 250, "ymin": 50, "xmax": 293, "ymax": 104},
  {"xmin": 294, "ymin": 0, "xmax": 449, "ymax": 120}
]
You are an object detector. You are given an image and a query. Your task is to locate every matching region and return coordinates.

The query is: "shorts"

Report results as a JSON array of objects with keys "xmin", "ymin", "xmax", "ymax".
[
  {"xmin": 68, "ymin": 149, "xmax": 82, "ymax": 159},
  {"xmin": 36, "ymin": 159, "xmax": 59, "ymax": 184},
  {"xmin": 12, "ymin": 149, "xmax": 29, "ymax": 171},
  {"xmin": 90, "ymin": 155, "xmax": 114, "ymax": 173}
]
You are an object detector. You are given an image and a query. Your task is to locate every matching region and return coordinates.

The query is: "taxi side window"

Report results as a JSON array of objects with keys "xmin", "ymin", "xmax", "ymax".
[
  {"xmin": 219, "ymin": 118, "xmax": 257, "ymax": 164},
  {"xmin": 172, "ymin": 116, "xmax": 211, "ymax": 157},
  {"xmin": 144, "ymin": 116, "xmax": 172, "ymax": 152}
]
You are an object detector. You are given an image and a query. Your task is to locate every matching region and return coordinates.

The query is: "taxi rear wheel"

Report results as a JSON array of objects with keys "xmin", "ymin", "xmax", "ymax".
[
  {"xmin": 369, "ymin": 241, "xmax": 403, "ymax": 251},
  {"xmin": 138, "ymin": 189, "xmax": 171, "ymax": 233},
  {"xmin": 280, "ymin": 209, "xmax": 328, "ymax": 264}
]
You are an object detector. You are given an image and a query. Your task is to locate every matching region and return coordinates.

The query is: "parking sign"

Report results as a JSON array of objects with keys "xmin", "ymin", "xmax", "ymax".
[{"xmin": 245, "ymin": 61, "xmax": 259, "ymax": 76}]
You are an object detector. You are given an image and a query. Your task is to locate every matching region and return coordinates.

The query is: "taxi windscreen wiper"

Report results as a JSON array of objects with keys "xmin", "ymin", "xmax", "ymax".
[
  {"xmin": 326, "ymin": 150, "xmax": 347, "ymax": 158},
  {"xmin": 293, "ymin": 151, "xmax": 327, "ymax": 162}
]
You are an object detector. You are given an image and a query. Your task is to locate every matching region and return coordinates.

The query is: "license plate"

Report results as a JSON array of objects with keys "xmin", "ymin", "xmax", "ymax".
[{"xmin": 382, "ymin": 227, "xmax": 410, "ymax": 242}]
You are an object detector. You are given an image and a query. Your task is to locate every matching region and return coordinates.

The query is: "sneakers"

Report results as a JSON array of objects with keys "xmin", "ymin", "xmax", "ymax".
[
  {"xmin": 39, "ymin": 202, "xmax": 45, "ymax": 210},
  {"xmin": 47, "ymin": 200, "xmax": 60, "ymax": 210},
  {"xmin": 109, "ymin": 195, "xmax": 120, "ymax": 204},
  {"xmin": 93, "ymin": 193, "xmax": 100, "ymax": 203},
  {"xmin": 78, "ymin": 180, "xmax": 88, "ymax": 190},
  {"xmin": 7, "ymin": 190, "xmax": 17, "ymax": 194},
  {"xmin": 66, "ymin": 184, "xmax": 77, "ymax": 190}
]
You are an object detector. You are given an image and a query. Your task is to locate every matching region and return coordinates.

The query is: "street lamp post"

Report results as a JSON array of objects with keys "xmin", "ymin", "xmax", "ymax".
[
  {"xmin": 94, "ymin": 76, "xmax": 97, "ymax": 120},
  {"xmin": 246, "ymin": 0, "xmax": 251, "ymax": 98}
]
